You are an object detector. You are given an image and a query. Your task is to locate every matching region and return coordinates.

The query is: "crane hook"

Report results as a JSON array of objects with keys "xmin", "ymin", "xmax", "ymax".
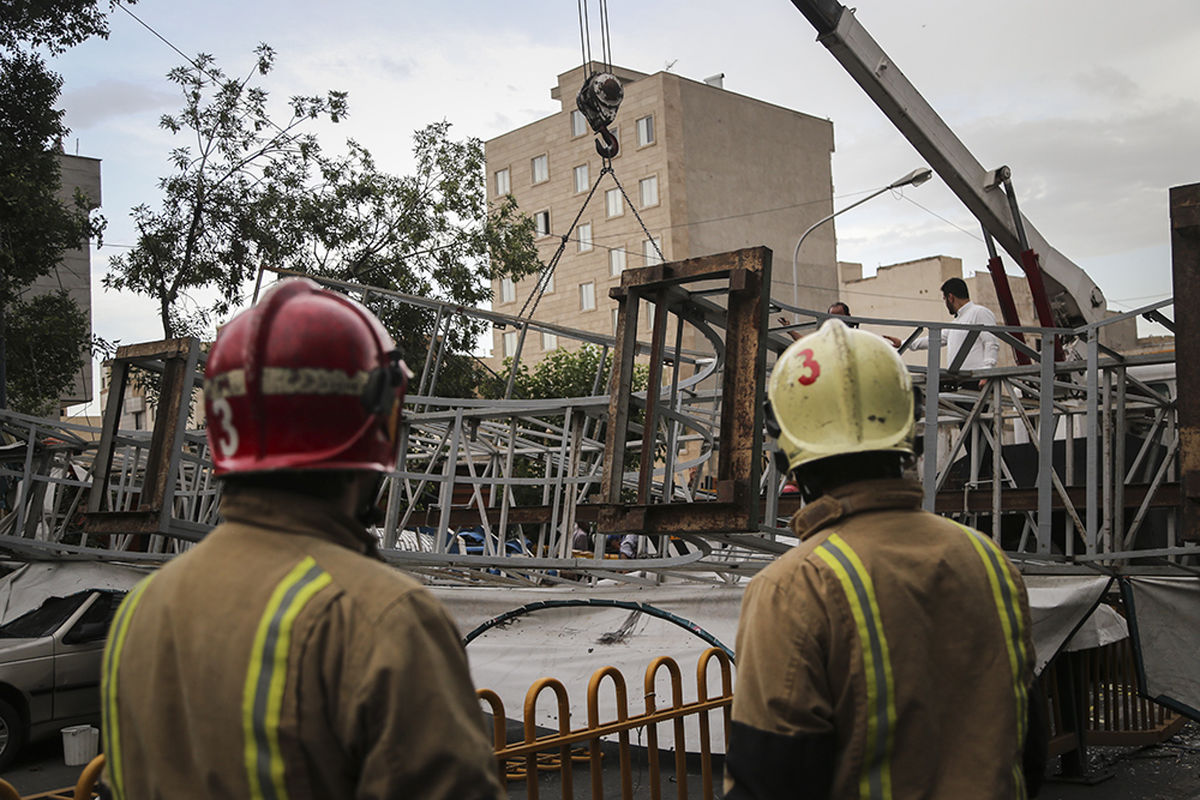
[
  {"xmin": 594, "ymin": 127, "xmax": 619, "ymax": 159},
  {"xmin": 577, "ymin": 72, "xmax": 623, "ymax": 160}
]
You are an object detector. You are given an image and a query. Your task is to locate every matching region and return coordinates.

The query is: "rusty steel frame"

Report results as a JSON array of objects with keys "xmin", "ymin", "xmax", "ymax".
[
  {"xmin": 599, "ymin": 248, "xmax": 771, "ymax": 538},
  {"xmin": 1171, "ymin": 183, "xmax": 1200, "ymax": 541}
]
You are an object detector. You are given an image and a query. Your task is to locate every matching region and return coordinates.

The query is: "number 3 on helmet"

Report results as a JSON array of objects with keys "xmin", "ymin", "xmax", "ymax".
[{"xmin": 766, "ymin": 318, "xmax": 915, "ymax": 473}]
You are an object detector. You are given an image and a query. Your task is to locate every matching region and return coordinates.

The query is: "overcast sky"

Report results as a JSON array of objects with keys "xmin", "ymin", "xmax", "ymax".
[{"xmin": 49, "ymin": 0, "xmax": 1197, "ymax": 383}]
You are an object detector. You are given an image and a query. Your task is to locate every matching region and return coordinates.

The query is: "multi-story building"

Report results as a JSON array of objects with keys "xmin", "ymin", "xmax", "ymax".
[
  {"xmin": 485, "ymin": 63, "xmax": 837, "ymax": 363},
  {"xmin": 30, "ymin": 153, "xmax": 101, "ymax": 411}
]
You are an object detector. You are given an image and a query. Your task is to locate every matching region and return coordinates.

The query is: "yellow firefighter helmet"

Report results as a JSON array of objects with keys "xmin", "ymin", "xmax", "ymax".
[{"xmin": 767, "ymin": 318, "xmax": 915, "ymax": 472}]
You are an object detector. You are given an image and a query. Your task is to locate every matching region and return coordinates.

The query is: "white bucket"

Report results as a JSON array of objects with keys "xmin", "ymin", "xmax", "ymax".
[{"xmin": 61, "ymin": 724, "xmax": 100, "ymax": 766}]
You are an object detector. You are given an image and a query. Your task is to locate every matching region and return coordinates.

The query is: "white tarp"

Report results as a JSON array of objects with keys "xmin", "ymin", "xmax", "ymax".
[
  {"xmin": 1023, "ymin": 575, "xmax": 1127, "ymax": 673},
  {"xmin": 0, "ymin": 562, "xmax": 149, "ymax": 624},
  {"xmin": 433, "ymin": 574, "xmax": 1128, "ymax": 752},
  {"xmin": 1124, "ymin": 576, "xmax": 1200, "ymax": 720},
  {"xmin": 433, "ymin": 582, "xmax": 744, "ymax": 752}
]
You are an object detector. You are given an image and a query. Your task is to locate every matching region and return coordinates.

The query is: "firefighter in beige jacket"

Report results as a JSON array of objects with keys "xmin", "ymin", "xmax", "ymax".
[
  {"xmin": 101, "ymin": 279, "xmax": 503, "ymax": 799},
  {"xmin": 725, "ymin": 319, "xmax": 1043, "ymax": 800}
]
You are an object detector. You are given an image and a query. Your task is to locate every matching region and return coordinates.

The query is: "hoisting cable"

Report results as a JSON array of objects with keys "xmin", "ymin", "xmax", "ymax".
[
  {"xmin": 515, "ymin": 0, "xmax": 663, "ymax": 320},
  {"xmin": 575, "ymin": 0, "xmax": 622, "ymax": 160},
  {"xmin": 599, "ymin": 0, "xmax": 613, "ymax": 72},
  {"xmin": 516, "ymin": 163, "xmax": 665, "ymax": 323},
  {"xmin": 577, "ymin": 0, "xmax": 591, "ymax": 77},
  {"xmin": 606, "ymin": 169, "xmax": 666, "ymax": 264},
  {"xmin": 516, "ymin": 167, "xmax": 609, "ymax": 321}
]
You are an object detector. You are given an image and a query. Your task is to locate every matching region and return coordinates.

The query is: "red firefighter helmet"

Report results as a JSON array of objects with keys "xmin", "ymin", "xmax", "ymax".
[{"xmin": 203, "ymin": 278, "xmax": 411, "ymax": 475}]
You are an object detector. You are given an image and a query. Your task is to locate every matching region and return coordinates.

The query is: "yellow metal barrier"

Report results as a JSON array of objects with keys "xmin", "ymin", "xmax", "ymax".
[{"xmin": 480, "ymin": 647, "xmax": 734, "ymax": 799}]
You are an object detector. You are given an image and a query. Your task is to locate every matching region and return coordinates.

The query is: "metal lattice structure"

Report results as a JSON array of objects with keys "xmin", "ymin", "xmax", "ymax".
[{"xmin": 0, "ymin": 248, "xmax": 1192, "ymax": 582}]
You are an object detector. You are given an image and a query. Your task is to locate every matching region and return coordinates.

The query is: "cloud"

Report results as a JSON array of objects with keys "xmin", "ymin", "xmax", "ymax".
[
  {"xmin": 61, "ymin": 80, "xmax": 175, "ymax": 131},
  {"xmin": 1074, "ymin": 67, "xmax": 1141, "ymax": 102},
  {"xmin": 959, "ymin": 97, "xmax": 1200, "ymax": 259},
  {"xmin": 374, "ymin": 56, "xmax": 415, "ymax": 79}
]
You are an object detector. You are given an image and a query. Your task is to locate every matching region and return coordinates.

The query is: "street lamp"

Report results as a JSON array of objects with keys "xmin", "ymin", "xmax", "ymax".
[{"xmin": 790, "ymin": 166, "xmax": 933, "ymax": 321}]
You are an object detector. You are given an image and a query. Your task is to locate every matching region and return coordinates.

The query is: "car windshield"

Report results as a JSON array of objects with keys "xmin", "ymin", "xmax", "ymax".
[{"xmin": 0, "ymin": 592, "xmax": 93, "ymax": 639}]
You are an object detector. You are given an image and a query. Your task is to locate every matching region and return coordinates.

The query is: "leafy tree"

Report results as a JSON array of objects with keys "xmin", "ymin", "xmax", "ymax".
[
  {"xmin": 0, "ymin": 0, "xmax": 130, "ymax": 54},
  {"xmin": 105, "ymin": 44, "xmax": 347, "ymax": 337},
  {"xmin": 106, "ymin": 47, "xmax": 541, "ymax": 398},
  {"xmin": 4, "ymin": 291, "xmax": 89, "ymax": 415},
  {"xmin": 0, "ymin": 1, "xmax": 116, "ymax": 410},
  {"xmin": 483, "ymin": 342, "xmax": 643, "ymax": 400},
  {"xmin": 271, "ymin": 126, "xmax": 540, "ymax": 398}
]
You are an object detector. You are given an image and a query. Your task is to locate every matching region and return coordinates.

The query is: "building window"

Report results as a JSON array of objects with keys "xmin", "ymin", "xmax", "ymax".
[
  {"xmin": 609, "ymin": 245, "xmax": 626, "ymax": 276},
  {"xmin": 573, "ymin": 163, "xmax": 589, "ymax": 194},
  {"xmin": 542, "ymin": 331, "xmax": 558, "ymax": 350},
  {"xmin": 605, "ymin": 188, "xmax": 623, "ymax": 218},
  {"xmin": 503, "ymin": 330, "xmax": 518, "ymax": 357},
  {"xmin": 500, "ymin": 276, "xmax": 515, "ymax": 303},
  {"xmin": 580, "ymin": 282, "xmax": 596, "ymax": 311},
  {"xmin": 643, "ymin": 237, "xmax": 663, "ymax": 266},
  {"xmin": 571, "ymin": 109, "xmax": 587, "ymax": 137},
  {"xmin": 636, "ymin": 115, "xmax": 655, "ymax": 147},
  {"xmin": 495, "ymin": 168, "xmax": 510, "ymax": 196},
  {"xmin": 535, "ymin": 210, "xmax": 551, "ymax": 237},
  {"xmin": 612, "ymin": 308, "xmax": 620, "ymax": 335},
  {"xmin": 647, "ymin": 302, "xmax": 656, "ymax": 330},
  {"xmin": 543, "ymin": 270, "xmax": 555, "ymax": 294},
  {"xmin": 639, "ymin": 175, "xmax": 659, "ymax": 208},
  {"xmin": 531, "ymin": 154, "xmax": 549, "ymax": 184},
  {"xmin": 578, "ymin": 222, "xmax": 593, "ymax": 252}
]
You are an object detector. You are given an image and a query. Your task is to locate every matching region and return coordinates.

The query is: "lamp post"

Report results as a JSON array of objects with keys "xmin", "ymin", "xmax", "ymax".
[{"xmin": 791, "ymin": 167, "xmax": 933, "ymax": 321}]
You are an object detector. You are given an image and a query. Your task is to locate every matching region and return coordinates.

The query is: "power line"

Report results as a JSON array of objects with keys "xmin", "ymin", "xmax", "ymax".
[
  {"xmin": 115, "ymin": 3, "xmax": 195, "ymax": 69},
  {"xmin": 899, "ymin": 193, "xmax": 985, "ymax": 244}
]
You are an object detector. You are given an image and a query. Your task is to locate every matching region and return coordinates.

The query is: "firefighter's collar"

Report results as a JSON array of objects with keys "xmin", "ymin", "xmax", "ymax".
[
  {"xmin": 790, "ymin": 479, "xmax": 924, "ymax": 540},
  {"xmin": 218, "ymin": 485, "xmax": 375, "ymax": 555}
]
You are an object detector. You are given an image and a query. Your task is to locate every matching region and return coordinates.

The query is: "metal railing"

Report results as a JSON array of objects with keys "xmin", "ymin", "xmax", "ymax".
[{"xmin": 478, "ymin": 648, "xmax": 733, "ymax": 799}]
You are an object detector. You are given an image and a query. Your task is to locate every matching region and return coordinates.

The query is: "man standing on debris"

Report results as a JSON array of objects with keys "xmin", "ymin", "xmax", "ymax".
[
  {"xmin": 725, "ymin": 319, "xmax": 1043, "ymax": 799},
  {"xmin": 101, "ymin": 279, "xmax": 503, "ymax": 799},
  {"xmin": 909, "ymin": 276, "xmax": 999, "ymax": 389}
]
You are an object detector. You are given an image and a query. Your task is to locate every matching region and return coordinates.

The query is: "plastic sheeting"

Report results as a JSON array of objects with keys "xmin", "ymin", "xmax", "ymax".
[
  {"xmin": 1123, "ymin": 576, "xmax": 1200, "ymax": 721},
  {"xmin": 0, "ymin": 562, "xmax": 149, "ymax": 624},
  {"xmin": 1024, "ymin": 575, "xmax": 1127, "ymax": 673},
  {"xmin": 433, "ymin": 574, "xmax": 1130, "ymax": 751},
  {"xmin": 434, "ymin": 582, "xmax": 744, "ymax": 752}
]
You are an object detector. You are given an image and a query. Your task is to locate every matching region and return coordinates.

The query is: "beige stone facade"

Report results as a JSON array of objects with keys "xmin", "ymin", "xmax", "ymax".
[{"xmin": 485, "ymin": 63, "xmax": 837, "ymax": 364}]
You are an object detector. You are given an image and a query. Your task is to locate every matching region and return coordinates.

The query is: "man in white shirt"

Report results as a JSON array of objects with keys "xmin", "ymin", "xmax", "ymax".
[{"xmin": 910, "ymin": 278, "xmax": 999, "ymax": 389}]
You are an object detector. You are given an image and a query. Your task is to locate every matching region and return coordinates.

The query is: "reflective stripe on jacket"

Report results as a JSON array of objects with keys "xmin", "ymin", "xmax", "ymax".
[
  {"xmin": 725, "ymin": 479, "xmax": 1035, "ymax": 800},
  {"xmin": 101, "ymin": 486, "xmax": 503, "ymax": 800}
]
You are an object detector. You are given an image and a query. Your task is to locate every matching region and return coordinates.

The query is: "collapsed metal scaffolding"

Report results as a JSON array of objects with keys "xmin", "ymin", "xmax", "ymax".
[{"xmin": 0, "ymin": 247, "xmax": 1190, "ymax": 584}]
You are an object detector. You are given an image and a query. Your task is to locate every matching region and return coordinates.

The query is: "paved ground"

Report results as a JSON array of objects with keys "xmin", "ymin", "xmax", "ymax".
[
  {"xmin": 4, "ymin": 722, "xmax": 1199, "ymax": 798},
  {"xmin": 1041, "ymin": 722, "xmax": 1200, "ymax": 800}
]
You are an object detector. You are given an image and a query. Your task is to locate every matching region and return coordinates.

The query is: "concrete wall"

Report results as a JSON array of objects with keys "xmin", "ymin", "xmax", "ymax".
[
  {"xmin": 674, "ymin": 76, "xmax": 837, "ymax": 316},
  {"xmin": 28, "ymin": 154, "xmax": 100, "ymax": 408}
]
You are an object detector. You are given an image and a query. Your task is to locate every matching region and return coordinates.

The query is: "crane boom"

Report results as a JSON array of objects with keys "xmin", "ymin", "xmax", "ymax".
[{"xmin": 791, "ymin": 0, "xmax": 1106, "ymax": 327}]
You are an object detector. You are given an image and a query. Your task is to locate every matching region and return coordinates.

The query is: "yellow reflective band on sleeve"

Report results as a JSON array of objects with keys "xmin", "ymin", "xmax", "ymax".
[
  {"xmin": 956, "ymin": 522, "xmax": 1030, "ymax": 799},
  {"xmin": 815, "ymin": 534, "xmax": 895, "ymax": 800},
  {"xmin": 101, "ymin": 575, "xmax": 155, "ymax": 800},
  {"xmin": 242, "ymin": 556, "xmax": 332, "ymax": 800}
]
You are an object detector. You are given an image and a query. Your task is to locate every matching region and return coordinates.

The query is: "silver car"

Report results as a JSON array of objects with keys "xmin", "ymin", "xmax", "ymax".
[{"xmin": 0, "ymin": 589, "xmax": 124, "ymax": 770}]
